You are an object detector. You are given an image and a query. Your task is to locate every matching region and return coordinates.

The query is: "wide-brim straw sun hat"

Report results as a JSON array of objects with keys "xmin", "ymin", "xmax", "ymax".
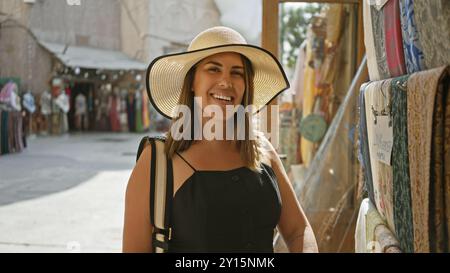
[{"xmin": 146, "ymin": 26, "xmax": 290, "ymax": 119}]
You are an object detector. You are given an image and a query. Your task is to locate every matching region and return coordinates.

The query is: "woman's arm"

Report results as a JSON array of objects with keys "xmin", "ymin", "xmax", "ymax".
[
  {"xmin": 122, "ymin": 144, "xmax": 153, "ymax": 252},
  {"xmin": 264, "ymin": 139, "xmax": 318, "ymax": 253}
]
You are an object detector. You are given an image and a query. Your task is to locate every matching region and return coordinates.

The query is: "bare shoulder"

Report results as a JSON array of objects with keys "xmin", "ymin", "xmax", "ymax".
[
  {"xmin": 127, "ymin": 144, "xmax": 152, "ymax": 196},
  {"xmin": 122, "ymin": 143, "xmax": 152, "ymax": 252}
]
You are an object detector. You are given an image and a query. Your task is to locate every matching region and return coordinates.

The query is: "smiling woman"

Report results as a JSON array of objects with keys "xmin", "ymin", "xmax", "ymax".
[{"xmin": 122, "ymin": 26, "xmax": 318, "ymax": 253}]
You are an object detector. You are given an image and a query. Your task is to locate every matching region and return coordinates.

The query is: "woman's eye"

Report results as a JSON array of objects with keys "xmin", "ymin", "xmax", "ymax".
[
  {"xmin": 232, "ymin": 71, "xmax": 244, "ymax": 77},
  {"xmin": 208, "ymin": 67, "xmax": 220, "ymax": 72}
]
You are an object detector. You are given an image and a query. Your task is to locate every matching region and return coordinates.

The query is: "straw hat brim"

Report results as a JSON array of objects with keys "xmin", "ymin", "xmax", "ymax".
[{"xmin": 146, "ymin": 44, "xmax": 290, "ymax": 119}]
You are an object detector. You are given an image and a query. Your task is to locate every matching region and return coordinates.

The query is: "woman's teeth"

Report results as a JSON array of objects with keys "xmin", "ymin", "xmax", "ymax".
[{"xmin": 211, "ymin": 94, "xmax": 232, "ymax": 102}]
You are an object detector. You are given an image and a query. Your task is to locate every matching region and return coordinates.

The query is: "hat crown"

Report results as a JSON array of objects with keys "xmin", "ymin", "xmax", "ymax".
[{"xmin": 188, "ymin": 26, "xmax": 247, "ymax": 51}]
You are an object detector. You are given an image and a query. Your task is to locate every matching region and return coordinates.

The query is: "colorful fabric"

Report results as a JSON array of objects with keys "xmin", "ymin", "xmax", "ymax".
[
  {"xmin": 142, "ymin": 89, "xmax": 150, "ymax": 130},
  {"xmin": 291, "ymin": 41, "xmax": 307, "ymax": 109},
  {"xmin": 364, "ymin": 80, "xmax": 395, "ymax": 233},
  {"xmin": 444, "ymin": 74, "xmax": 450, "ymax": 250},
  {"xmin": 375, "ymin": 224, "xmax": 402, "ymax": 253},
  {"xmin": 359, "ymin": 83, "xmax": 375, "ymax": 205},
  {"xmin": 355, "ymin": 198, "xmax": 370, "ymax": 253},
  {"xmin": 407, "ymin": 66, "xmax": 448, "ymax": 252},
  {"xmin": 384, "ymin": 0, "xmax": 406, "ymax": 77},
  {"xmin": 301, "ymin": 29, "xmax": 319, "ymax": 166},
  {"xmin": 429, "ymin": 68, "xmax": 447, "ymax": 253},
  {"xmin": 413, "ymin": 0, "xmax": 450, "ymax": 70},
  {"xmin": 365, "ymin": 199, "xmax": 385, "ymax": 251},
  {"xmin": 399, "ymin": 0, "xmax": 425, "ymax": 74},
  {"xmin": 363, "ymin": 0, "xmax": 380, "ymax": 80},
  {"xmin": 391, "ymin": 75, "xmax": 414, "ymax": 253},
  {"xmin": 370, "ymin": 5, "xmax": 390, "ymax": 80}
]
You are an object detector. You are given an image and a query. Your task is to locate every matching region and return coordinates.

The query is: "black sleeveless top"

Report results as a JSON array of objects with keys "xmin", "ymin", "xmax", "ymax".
[{"xmin": 167, "ymin": 154, "xmax": 282, "ymax": 253}]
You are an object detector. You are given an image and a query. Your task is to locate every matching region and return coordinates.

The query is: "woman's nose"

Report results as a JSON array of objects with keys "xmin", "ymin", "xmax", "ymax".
[{"xmin": 217, "ymin": 76, "xmax": 233, "ymax": 89}]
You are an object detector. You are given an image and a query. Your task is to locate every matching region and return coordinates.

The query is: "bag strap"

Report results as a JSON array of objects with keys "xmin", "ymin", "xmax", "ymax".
[{"xmin": 136, "ymin": 135, "xmax": 172, "ymax": 253}]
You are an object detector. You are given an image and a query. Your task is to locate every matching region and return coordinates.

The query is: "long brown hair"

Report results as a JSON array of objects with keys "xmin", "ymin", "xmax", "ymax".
[{"xmin": 164, "ymin": 54, "xmax": 265, "ymax": 172}]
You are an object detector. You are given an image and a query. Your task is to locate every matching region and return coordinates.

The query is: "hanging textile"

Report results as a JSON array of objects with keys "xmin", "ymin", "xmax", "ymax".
[
  {"xmin": 413, "ymin": 0, "xmax": 450, "ymax": 70},
  {"xmin": 383, "ymin": 0, "xmax": 406, "ymax": 77},
  {"xmin": 407, "ymin": 65, "xmax": 449, "ymax": 253},
  {"xmin": 0, "ymin": 110, "xmax": 25, "ymax": 155},
  {"xmin": 365, "ymin": 198, "xmax": 385, "ymax": 252},
  {"xmin": 358, "ymin": 83, "xmax": 375, "ymax": 205},
  {"xmin": 119, "ymin": 89, "xmax": 129, "ymax": 132},
  {"xmin": 370, "ymin": 5, "xmax": 390, "ymax": 79},
  {"xmin": 127, "ymin": 91, "xmax": 136, "ymax": 132},
  {"xmin": 363, "ymin": 0, "xmax": 380, "ymax": 80},
  {"xmin": 364, "ymin": 80, "xmax": 395, "ymax": 233},
  {"xmin": 108, "ymin": 92, "xmax": 121, "ymax": 132},
  {"xmin": 398, "ymin": 0, "xmax": 425, "ymax": 74},
  {"xmin": 374, "ymin": 223, "xmax": 402, "ymax": 253},
  {"xmin": 135, "ymin": 89, "xmax": 143, "ymax": 132},
  {"xmin": 291, "ymin": 41, "xmax": 307, "ymax": 109},
  {"xmin": 355, "ymin": 198, "xmax": 370, "ymax": 253},
  {"xmin": 142, "ymin": 89, "xmax": 150, "ymax": 130},
  {"xmin": 391, "ymin": 75, "xmax": 414, "ymax": 253}
]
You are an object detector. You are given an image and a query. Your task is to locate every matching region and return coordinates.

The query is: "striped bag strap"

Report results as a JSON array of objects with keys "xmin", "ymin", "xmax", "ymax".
[{"xmin": 136, "ymin": 135, "xmax": 172, "ymax": 253}]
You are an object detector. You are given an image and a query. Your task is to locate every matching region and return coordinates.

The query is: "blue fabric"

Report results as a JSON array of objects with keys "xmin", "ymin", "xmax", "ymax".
[
  {"xmin": 399, "ymin": 0, "xmax": 425, "ymax": 73},
  {"xmin": 358, "ymin": 84, "xmax": 375, "ymax": 205}
]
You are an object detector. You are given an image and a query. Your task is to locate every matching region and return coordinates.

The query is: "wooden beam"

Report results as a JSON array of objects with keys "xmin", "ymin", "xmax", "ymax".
[
  {"xmin": 262, "ymin": 0, "xmax": 279, "ymax": 57},
  {"xmin": 356, "ymin": 0, "xmax": 365, "ymax": 67},
  {"xmin": 279, "ymin": 0, "xmax": 359, "ymax": 3},
  {"xmin": 261, "ymin": 0, "xmax": 280, "ymax": 143}
]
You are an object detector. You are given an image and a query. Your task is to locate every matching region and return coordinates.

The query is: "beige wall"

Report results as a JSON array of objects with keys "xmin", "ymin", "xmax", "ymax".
[
  {"xmin": 120, "ymin": 0, "xmax": 150, "ymax": 63},
  {"xmin": 147, "ymin": 0, "xmax": 221, "ymax": 61},
  {"xmin": 0, "ymin": 20, "xmax": 52, "ymax": 95}
]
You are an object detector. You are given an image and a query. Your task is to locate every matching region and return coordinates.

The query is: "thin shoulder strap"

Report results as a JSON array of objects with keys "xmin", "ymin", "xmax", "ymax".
[{"xmin": 175, "ymin": 152, "xmax": 197, "ymax": 172}]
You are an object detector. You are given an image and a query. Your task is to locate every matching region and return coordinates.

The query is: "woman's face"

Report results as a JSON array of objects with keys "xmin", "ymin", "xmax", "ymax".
[{"xmin": 192, "ymin": 52, "xmax": 246, "ymax": 120}]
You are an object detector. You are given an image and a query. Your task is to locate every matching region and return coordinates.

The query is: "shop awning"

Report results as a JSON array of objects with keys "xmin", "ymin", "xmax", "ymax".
[{"xmin": 39, "ymin": 41, "xmax": 147, "ymax": 71}]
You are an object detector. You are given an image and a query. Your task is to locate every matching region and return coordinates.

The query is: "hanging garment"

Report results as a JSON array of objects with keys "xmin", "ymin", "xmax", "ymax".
[
  {"xmin": 23, "ymin": 92, "xmax": 36, "ymax": 114},
  {"xmin": 413, "ymin": 0, "xmax": 450, "ymax": 70},
  {"xmin": 384, "ymin": 0, "xmax": 406, "ymax": 77},
  {"xmin": 301, "ymin": 30, "xmax": 320, "ymax": 166},
  {"xmin": 355, "ymin": 198, "xmax": 370, "ymax": 253},
  {"xmin": 141, "ymin": 89, "xmax": 150, "ymax": 130},
  {"xmin": 364, "ymin": 80, "xmax": 395, "ymax": 233},
  {"xmin": 365, "ymin": 199, "xmax": 385, "ymax": 252},
  {"xmin": 119, "ymin": 90, "xmax": 129, "ymax": 132},
  {"xmin": 445, "ymin": 73, "xmax": 450, "ymax": 254},
  {"xmin": 363, "ymin": 0, "xmax": 381, "ymax": 80},
  {"xmin": 359, "ymin": 83, "xmax": 375, "ymax": 205},
  {"xmin": 135, "ymin": 90, "xmax": 143, "ymax": 132},
  {"xmin": 127, "ymin": 93, "xmax": 136, "ymax": 132},
  {"xmin": 429, "ymin": 69, "xmax": 447, "ymax": 253},
  {"xmin": 391, "ymin": 75, "xmax": 414, "ymax": 253},
  {"xmin": 291, "ymin": 41, "xmax": 307, "ymax": 109},
  {"xmin": 0, "ymin": 111, "xmax": 2, "ymax": 155},
  {"xmin": 1, "ymin": 111, "xmax": 9, "ymax": 154},
  {"xmin": 407, "ymin": 66, "xmax": 449, "ymax": 253},
  {"xmin": 370, "ymin": 5, "xmax": 390, "ymax": 79},
  {"xmin": 40, "ymin": 90, "xmax": 52, "ymax": 115},
  {"xmin": 75, "ymin": 93, "xmax": 88, "ymax": 131},
  {"xmin": 109, "ymin": 95, "xmax": 121, "ymax": 132},
  {"xmin": 399, "ymin": 0, "xmax": 425, "ymax": 74},
  {"xmin": 374, "ymin": 223, "xmax": 402, "ymax": 253}
]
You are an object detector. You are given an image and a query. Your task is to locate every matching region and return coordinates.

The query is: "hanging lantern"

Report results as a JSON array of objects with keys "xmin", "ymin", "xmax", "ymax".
[
  {"xmin": 74, "ymin": 67, "xmax": 81, "ymax": 75},
  {"xmin": 101, "ymin": 74, "xmax": 107, "ymax": 81},
  {"xmin": 135, "ymin": 74, "xmax": 142, "ymax": 82},
  {"xmin": 84, "ymin": 72, "xmax": 89, "ymax": 78}
]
